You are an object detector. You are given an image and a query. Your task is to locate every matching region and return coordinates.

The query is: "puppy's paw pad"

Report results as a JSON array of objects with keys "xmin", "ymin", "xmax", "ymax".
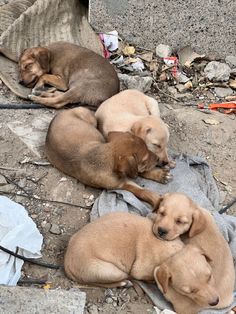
[{"xmin": 168, "ymin": 160, "xmax": 176, "ymax": 169}]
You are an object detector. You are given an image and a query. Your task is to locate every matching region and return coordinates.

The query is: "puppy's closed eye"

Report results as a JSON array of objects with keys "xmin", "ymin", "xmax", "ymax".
[{"xmin": 25, "ymin": 63, "xmax": 33, "ymax": 70}]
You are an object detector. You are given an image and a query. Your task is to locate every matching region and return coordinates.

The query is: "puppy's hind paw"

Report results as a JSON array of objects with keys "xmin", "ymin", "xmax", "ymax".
[
  {"xmin": 120, "ymin": 280, "xmax": 133, "ymax": 288},
  {"xmin": 31, "ymin": 87, "xmax": 56, "ymax": 96}
]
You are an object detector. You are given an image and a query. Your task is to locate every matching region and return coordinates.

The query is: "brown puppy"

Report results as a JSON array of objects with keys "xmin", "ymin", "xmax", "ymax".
[
  {"xmin": 154, "ymin": 245, "xmax": 221, "ymax": 314},
  {"xmin": 64, "ymin": 212, "xmax": 184, "ymax": 288},
  {"xmin": 150, "ymin": 192, "xmax": 235, "ymax": 309},
  {"xmin": 45, "ymin": 107, "xmax": 163, "ymax": 208},
  {"xmin": 95, "ymin": 89, "xmax": 175, "ymax": 170},
  {"xmin": 19, "ymin": 41, "xmax": 119, "ymax": 108}
]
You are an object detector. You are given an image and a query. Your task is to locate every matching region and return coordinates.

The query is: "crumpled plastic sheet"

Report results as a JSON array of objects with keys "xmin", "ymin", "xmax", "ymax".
[{"xmin": 0, "ymin": 196, "xmax": 43, "ymax": 285}]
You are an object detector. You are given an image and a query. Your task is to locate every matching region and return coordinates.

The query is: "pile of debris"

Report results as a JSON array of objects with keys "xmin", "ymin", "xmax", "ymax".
[{"xmin": 100, "ymin": 32, "xmax": 236, "ymax": 106}]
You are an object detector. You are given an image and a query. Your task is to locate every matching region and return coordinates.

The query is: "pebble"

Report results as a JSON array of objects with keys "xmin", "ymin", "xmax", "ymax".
[
  {"xmin": 204, "ymin": 61, "xmax": 231, "ymax": 82},
  {"xmin": 49, "ymin": 223, "xmax": 61, "ymax": 235},
  {"xmin": 87, "ymin": 304, "xmax": 99, "ymax": 314},
  {"xmin": 214, "ymin": 87, "xmax": 233, "ymax": 98},
  {"xmin": 118, "ymin": 73, "xmax": 153, "ymax": 93},
  {"xmin": 156, "ymin": 44, "xmax": 172, "ymax": 58},
  {"xmin": 203, "ymin": 118, "xmax": 220, "ymax": 125},
  {"xmin": 0, "ymin": 174, "xmax": 7, "ymax": 186},
  {"xmin": 225, "ymin": 55, "xmax": 236, "ymax": 69}
]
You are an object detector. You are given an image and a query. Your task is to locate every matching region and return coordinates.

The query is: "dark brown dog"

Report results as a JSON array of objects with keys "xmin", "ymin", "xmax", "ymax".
[
  {"xmin": 45, "ymin": 107, "xmax": 164, "ymax": 208},
  {"xmin": 19, "ymin": 41, "xmax": 119, "ymax": 108}
]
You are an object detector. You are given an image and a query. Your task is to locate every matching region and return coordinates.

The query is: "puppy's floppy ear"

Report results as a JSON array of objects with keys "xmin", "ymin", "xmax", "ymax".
[
  {"xmin": 114, "ymin": 155, "xmax": 138, "ymax": 179},
  {"xmin": 34, "ymin": 47, "xmax": 50, "ymax": 72},
  {"xmin": 154, "ymin": 265, "xmax": 171, "ymax": 294},
  {"xmin": 131, "ymin": 121, "xmax": 151, "ymax": 140},
  {"xmin": 202, "ymin": 252, "xmax": 212, "ymax": 264},
  {"xmin": 152, "ymin": 195, "xmax": 163, "ymax": 212},
  {"xmin": 189, "ymin": 208, "xmax": 206, "ymax": 238}
]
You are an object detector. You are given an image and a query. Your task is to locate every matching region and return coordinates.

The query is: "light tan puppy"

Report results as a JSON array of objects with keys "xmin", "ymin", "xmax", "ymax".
[
  {"xmin": 150, "ymin": 192, "xmax": 235, "ymax": 309},
  {"xmin": 45, "ymin": 107, "xmax": 163, "ymax": 208},
  {"xmin": 64, "ymin": 212, "xmax": 183, "ymax": 288},
  {"xmin": 154, "ymin": 245, "xmax": 221, "ymax": 314},
  {"xmin": 95, "ymin": 89, "xmax": 175, "ymax": 178}
]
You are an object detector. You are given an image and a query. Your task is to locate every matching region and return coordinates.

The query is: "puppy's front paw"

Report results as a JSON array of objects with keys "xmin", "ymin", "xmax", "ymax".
[
  {"xmin": 159, "ymin": 168, "xmax": 173, "ymax": 184},
  {"xmin": 168, "ymin": 160, "xmax": 176, "ymax": 169}
]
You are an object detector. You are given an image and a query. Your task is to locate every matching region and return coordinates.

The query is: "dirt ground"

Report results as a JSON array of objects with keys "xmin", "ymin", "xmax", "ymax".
[{"xmin": 0, "ymin": 79, "xmax": 235, "ymax": 314}]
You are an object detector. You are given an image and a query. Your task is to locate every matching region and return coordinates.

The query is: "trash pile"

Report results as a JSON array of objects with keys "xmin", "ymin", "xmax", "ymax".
[{"xmin": 100, "ymin": 31, "xmax": 236, "ymax": 113}]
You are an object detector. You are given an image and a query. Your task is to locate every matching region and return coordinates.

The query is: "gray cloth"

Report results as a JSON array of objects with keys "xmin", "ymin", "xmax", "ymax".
[{"xmin": 91, "ymin": 154, "xmax": 236, "ymax": 313}]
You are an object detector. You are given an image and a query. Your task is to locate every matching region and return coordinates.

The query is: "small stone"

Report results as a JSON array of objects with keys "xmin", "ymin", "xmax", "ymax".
[
  {"xmin": 156, "ymin": 44, "xmax": 172, "ymax": 58},
  {"xmin": 214, "ymin": 87, "xmax": 233, "ymax": 98},
  {"xmin": 118, "ymin": 74, "xmax": 152, "ymax": 92},
  {"xmin": 167, "ymin": 86, "xmax": 177, "ymax": 96},
  {"xmin": 204, "ymin": 61, "xmax": 231, "ymax": 82},
  {"xmin": 31, "ymin": 214, "xmax": 38, "ymax": 219},
  {"xmin": 176, "ymin": 84, "xmax": 187, "ymax": 93},
  {"xmin": 229, "ymin": 79, "xmax": 236, "ymax": 90},
  {"xmin": 203, "ymin": 118, "xmax": 220, "ymax": 125},
  {"xmin": 105, "ymin": 297, "xmax": 113, "ymax": 304},
  {"xmin": 0, "ymin": 174, "xmax": 7, "ymax": 186},
  {"xmin": 205, "ymin": 90, "xmax": 215, "ymax": 100},
  {"xmin": 177, "ymin": 72, "xmax": 190, "ymax": 83},
  {"xmin": 0, "ymin": 184, "xmax": 14, "ymax": 192},
  {"xmin": 50, "ymin": 224, "xmax": 61, "ymax": 235},
  {"xmin": 43, "ymin": 222, "xmax": 51, "ymax": 232},
  {"xmin": 87, "ymin": 304, "xmax": 99, "ymax": 314},
  {"xmin": 225, "ymin": 55, "xmax": 236, "ymax": 69}
]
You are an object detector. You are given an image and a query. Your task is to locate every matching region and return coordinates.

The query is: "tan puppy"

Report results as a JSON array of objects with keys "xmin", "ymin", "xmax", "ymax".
[
  {"xmin": 150, "ymin": 192, "xmax": 235, "ymax": 309},
  {"xmin": 154, "ymin": 245, "xmax": 221, "ymax": 314},
  {"xmin": 19, "ymin": 41, "xmax": 119, "ymax": 108},
  {"xmin": 45, "ymin": 107, "xmax": 164, "ymax": 208},
  {"xmin": 95, "ymin": 89, "xmax": 175, "ymax": 172},
  {"xmin": 64, "ymin": 212, "xmax": 184, "ymax": 287}
]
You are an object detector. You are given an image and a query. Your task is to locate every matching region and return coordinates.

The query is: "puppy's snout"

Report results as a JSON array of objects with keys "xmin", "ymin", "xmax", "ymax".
[
  {"xmin": 158, "ymin": 227, "xmax": 168, "ymax": 237},
  {"xmin": 208, "ymin": 297, "xmax": 219, "ymax": 306}
]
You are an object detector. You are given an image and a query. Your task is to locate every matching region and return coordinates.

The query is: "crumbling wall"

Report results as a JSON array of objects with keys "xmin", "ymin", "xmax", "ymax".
[{"xmin": 89, "ymin": 0, "xmax": 235, "ymax": 57}]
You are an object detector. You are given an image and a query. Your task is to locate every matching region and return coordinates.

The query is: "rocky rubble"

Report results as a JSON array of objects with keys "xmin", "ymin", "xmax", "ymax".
[{"xmin": 108, "ymin": 41, "xmax": 236, "ymax": 104}]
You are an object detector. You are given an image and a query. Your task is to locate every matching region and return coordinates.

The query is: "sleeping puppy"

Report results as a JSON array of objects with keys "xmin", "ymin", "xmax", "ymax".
[
  {"xmin": 19, "ymin": 41, "xmax": 119, "ymax": 108},
  {"xmin": 64, "ymin": 212, "xmax": 184, "ymax": 288},
  {"xmin": 150, "ymin": 192, "xmax": 235, "ymax": 309},
  {"xmin": 95, "ymin": 89, "xmax": 175, "ymax": 173},
  {"xmin": 45, "ymin": 107, "xmax": 164, "ymax": 208},
  {"xmin": 154, "ymin": 245, "xmax": 221, "ymax": 314}
]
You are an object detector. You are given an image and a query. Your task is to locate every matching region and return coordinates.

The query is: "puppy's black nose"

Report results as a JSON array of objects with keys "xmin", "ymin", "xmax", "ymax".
[
  {"xmin": 19, "ymin": 80, "xmax": 24, "ymax": 85},
  {"xmin": 158, "ymin": 227, "xmax": 168, "ymax": 237},
  {"xmin": 209, "ymin": 297, "xmax": 219, "ymax": 306},
  {"xmin": 159, "ymin": 160, "xmax": 169, "ymax": 167}
]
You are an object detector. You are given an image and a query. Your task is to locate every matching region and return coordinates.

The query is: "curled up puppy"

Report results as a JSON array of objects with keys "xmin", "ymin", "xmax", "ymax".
[
  {"xmin": 45, "ymin": 107, "xmax": 163, "ymax": 209},
  {"xmin": 64, "ymin": 212, "xmax": 184, "ymax": 288},
  {"xmin": 19, "ymin": 41, "xmax": 120, "ymax": 108},
  {"xmin": 95, "ymin": 89, "xmax": 175, "ymax": 179}
]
